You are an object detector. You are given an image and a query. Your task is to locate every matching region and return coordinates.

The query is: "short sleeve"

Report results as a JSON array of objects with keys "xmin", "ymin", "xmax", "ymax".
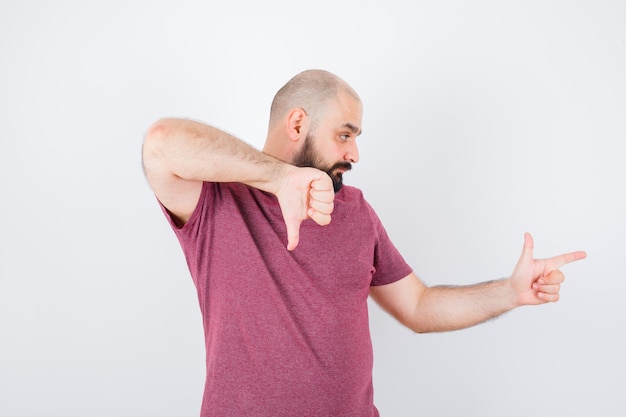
[
  {"xmin": 368, "ymin": 204, "xmax": 413, "ymax": 286},
  {"xmin": 157, "ymin": 181, "xmax": 213, "ymax": 237}
]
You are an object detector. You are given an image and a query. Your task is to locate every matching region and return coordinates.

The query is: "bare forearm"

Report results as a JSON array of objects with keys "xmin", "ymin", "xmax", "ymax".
[
  {"xmin": 413, "ymin": 278, "xmax": 518, "ymax": 333},
  {"xmin": 143, "ymin": 118, "xmax": 289, "ymax": 194}
]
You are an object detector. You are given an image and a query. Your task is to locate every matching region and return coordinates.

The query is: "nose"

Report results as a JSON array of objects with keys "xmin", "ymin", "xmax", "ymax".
[{"xmin": 344, "ymin": 142, "xmax": 359, "ymax": 164}]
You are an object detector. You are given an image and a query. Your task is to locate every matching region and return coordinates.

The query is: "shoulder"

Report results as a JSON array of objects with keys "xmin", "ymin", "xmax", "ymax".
[
  {"xmin": 335, "ymin": 185, "xmax": 378, "ymax": 214},
  {"xmin": 334, "ymin": 184, "xmax": 365, "ymax": 203},
  {"xmin": 332, "ymin": 185, "xmax": 382, "ymax": 224}
]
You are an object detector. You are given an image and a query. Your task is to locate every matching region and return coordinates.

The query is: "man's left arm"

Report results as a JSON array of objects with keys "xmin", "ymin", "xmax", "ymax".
[{"xmin": 369, "ymin": 233, "xmax": 587, "ymax": 333}]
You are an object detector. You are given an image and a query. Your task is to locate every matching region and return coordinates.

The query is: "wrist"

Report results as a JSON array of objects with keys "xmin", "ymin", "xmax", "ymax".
[
  {"xmin": 503, "ymin": 276, "xmax": 523, "ymax": 309},
  {"xmin": 246, "ymin": 156, "xmax": 293, "ymax": 196}
]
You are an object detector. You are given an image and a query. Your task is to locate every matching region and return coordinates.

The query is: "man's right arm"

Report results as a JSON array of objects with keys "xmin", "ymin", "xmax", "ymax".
[{"xmin": 141, "ymin": 118, "xmax": 334, "ymax": 250}]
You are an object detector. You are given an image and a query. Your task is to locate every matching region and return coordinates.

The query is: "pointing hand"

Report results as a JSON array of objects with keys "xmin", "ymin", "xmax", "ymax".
[{"xmin": 510, "ymin": 233, "xmax": 587, "ymax": 306}]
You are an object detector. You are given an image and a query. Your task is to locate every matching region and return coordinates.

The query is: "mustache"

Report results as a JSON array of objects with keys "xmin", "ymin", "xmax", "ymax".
[{"xmin": 330, "ymin": 162, "xmax": 352, "ymax": 172}]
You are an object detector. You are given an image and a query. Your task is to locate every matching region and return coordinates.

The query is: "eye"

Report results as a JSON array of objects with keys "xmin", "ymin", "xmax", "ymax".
[{"xmin": 339, "ymin": 134, "xmax": 350, "ymax": 142}]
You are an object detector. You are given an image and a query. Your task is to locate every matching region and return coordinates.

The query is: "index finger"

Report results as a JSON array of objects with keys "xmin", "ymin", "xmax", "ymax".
[{"xmin": 546, "ymin": 250, "xmax": 587, "ymax": 270}]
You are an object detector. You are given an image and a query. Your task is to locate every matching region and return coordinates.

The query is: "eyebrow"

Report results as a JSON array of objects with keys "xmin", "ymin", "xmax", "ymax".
[{"xmin": 343, "ymin": 123, "xmax": 362, "ymax": 136}]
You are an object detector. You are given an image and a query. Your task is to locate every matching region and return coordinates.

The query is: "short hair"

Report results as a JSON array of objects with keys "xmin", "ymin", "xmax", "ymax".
[{"xmin": 269, "ymin": 69, "xmax": 360, "ymax": 131}]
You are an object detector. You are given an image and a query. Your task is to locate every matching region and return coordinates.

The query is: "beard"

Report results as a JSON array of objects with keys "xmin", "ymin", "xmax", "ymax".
[{"xmin": 292, "ymin": 133, "xmax": 352, "ymax": 193}]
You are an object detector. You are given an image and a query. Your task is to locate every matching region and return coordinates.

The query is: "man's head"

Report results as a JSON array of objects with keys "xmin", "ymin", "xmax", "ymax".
[{"xmin": 264, "ymin": 69, "xmax": 362, "ymax": 192}]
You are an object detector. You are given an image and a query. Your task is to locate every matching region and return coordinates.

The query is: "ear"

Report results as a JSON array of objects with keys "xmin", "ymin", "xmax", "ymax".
[{"xmin": 286, "ymin": 108, "xmax": 309, "ymax": 142}]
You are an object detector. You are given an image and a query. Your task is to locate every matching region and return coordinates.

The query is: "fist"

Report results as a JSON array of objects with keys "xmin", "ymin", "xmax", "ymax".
[{"xmin": 276, "ymin": 166, "xmax": 335, "ymax": 250}]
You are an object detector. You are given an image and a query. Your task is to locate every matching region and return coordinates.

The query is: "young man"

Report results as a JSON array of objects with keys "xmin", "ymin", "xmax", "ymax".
[{"xmin": 142, "ymin": 69, "xmax": 586, "ymax": 416}]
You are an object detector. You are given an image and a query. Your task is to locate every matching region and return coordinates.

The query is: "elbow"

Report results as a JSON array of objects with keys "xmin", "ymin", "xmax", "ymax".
[
  {"xmin": 394, "ymin": 313, "xmax": 431, "ymax": 334},
  {"xmin": 142, "ymin": 119, "xmax": 174, "ymax": 171},
  {"xmin": 410, "ymin": 322, "xmax": 431, "ymax": 335},
  {"xmin": 144, "ymin": 118, "xmax": 172, "ymax": 149},
  {"xmin": 409, "ymin": 315, "xmax": 459, "ymax": 334}
]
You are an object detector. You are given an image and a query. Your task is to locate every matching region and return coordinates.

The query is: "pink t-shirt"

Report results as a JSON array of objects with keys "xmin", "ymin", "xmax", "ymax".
[{"xmin": 161, "ymin": 182, "xmax": 412, "ymax": 416}]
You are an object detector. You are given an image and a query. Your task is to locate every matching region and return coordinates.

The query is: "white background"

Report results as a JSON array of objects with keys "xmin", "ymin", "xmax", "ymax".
[{"xmin": 1, "ymin": 1, "xmax": 624, "ymax": 416}]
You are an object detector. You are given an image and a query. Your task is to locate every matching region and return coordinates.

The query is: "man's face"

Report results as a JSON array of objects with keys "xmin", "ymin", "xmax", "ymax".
[
  {"xmin": 292, "ymin": 93, "xmax": 362, "ymax": 193},
  {"xmin": 293, "ymin": 132, "xmax": 352, "ymax": 193}
]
